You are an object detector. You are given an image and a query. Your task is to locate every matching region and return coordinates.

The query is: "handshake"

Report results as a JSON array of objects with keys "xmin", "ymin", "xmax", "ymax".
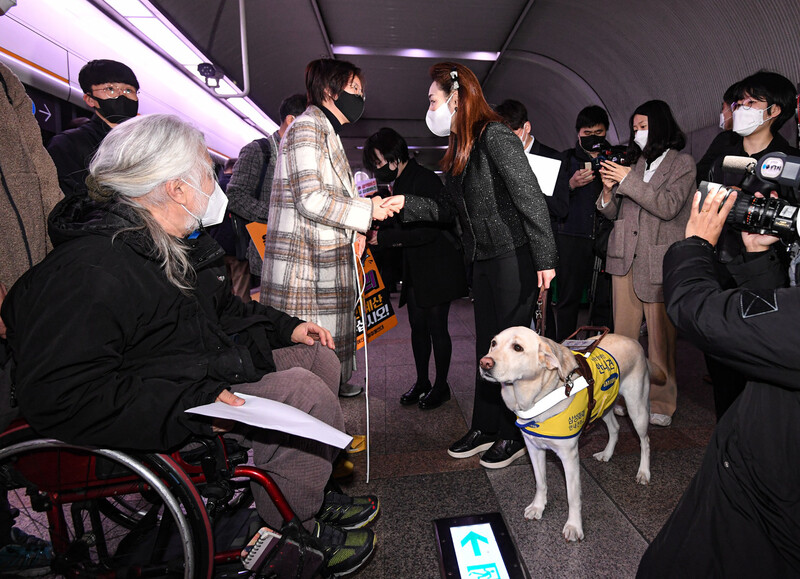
[{"xmin": 369, "ymin": 195, "xmax": 406, "ymax": 221}]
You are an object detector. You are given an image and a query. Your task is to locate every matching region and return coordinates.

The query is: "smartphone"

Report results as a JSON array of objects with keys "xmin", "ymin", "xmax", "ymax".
[{"xmin": 584, "ymin": 162, "xmax": 592, "ymax": 171}]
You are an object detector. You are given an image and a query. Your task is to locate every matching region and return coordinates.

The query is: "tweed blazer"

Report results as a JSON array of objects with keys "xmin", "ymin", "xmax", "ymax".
[
  {"xmin": 404, "ymin": 122, "xmax": 557, "ymax": 271},
  {"xmin": 260, "ymin": 105, "xmax": 372, "ymax": 378},
  {"xmin": 596, "ymin": 149, "xmax": 696, "ymax": 303},
  {"xmin": 0, "ymin": 63, "xmax": 62, "ymax": 288}
]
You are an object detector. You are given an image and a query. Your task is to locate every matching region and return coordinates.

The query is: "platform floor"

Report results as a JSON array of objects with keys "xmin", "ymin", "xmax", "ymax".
[{"xmin": 339, "ymin": 293, "xmax": 715, "ymax": 578}]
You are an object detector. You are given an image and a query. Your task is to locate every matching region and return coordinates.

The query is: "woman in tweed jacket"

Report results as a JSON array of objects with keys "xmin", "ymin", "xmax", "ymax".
[
  {"xmin": 382, "ymin": 63, "xmax": 558, "ymax": 469},
  {"xmin": 260, "ymin": 59, "xmax": 393, "ymax": 395},
  {"xmin": 598, "ymin": 100, "xmax": 696, "ymax": 427}
]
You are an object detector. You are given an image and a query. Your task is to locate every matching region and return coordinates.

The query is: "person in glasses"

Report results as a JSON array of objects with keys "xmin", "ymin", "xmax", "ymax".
[{"xmin": 47, "ymin": 59, "xmax": 140, "ymax": 198}]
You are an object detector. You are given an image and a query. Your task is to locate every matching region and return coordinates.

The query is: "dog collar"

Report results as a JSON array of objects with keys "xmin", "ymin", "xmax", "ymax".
[{"xmin": 515, "ymin": 375, "xmax": 589, "ymax": 420}]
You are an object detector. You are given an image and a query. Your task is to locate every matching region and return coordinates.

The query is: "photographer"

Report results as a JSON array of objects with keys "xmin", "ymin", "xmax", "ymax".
[
  {"xmin": 637, "ymin": 186, "xmax": 799, "ymax": 577},
  {"xmin": 597, "ymin": 100, "xmax": 696, "ymax": 427},
  {"xmin": 695, "ymin": 71, "xmax": 799, "ymax": 419}
]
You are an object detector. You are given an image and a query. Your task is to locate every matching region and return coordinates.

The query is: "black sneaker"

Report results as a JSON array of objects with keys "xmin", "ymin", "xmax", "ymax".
[
  {"xmin": 316, "ymin": 490, "xmax": 380, "ymax": 530},
  {"xmin": 447, "ymin": 429, "xmax": 496, "ymax": 459},
  {"xmin": 313, "ymin": 521, "xmax": 375, "ymax": 577},
  {"xmin": 479, "ymin": 439, "xmax": 527, "ymax": 469}
]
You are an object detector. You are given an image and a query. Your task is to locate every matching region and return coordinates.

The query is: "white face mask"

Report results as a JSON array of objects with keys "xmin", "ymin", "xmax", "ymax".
[
  {"xmin": 180, "ymin": 179, "xmax": 228, "ymax": 228},
  {"xmin": 719, "ymin": 112, "xmax": 727, "ymax": 130},
  {"xmin": 426, "ymin": 92, "xmax": 455, "ymax": 137},
  {"xmin": 633, "ymin": 129, "xmax": 648, "ymax": 150},
  {"xmin": 732, "ymin": 105, "xmax": 771, "ymax": 137}
]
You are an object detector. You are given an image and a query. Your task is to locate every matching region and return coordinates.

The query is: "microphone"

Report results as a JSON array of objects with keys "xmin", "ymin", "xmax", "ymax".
[{"xmin": 722, "ymin": 155, "xmax": 756, "ymax": 174}]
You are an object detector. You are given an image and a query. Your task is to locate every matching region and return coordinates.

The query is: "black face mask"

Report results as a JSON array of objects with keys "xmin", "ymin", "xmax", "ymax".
[
  {"xmin": 374, "ymin": 164, "xmax": 398, "ymax": 183},
  {"xmin": 579, "ymin": 134, "xmax": 607, "ymax": 153},
  {"xmin": 335, "ymin": 91, "xmax": 365, "ymax": 124},
  {"xmin": 95, "ymin": 96, "xmax": 139, "ymax": 124}
]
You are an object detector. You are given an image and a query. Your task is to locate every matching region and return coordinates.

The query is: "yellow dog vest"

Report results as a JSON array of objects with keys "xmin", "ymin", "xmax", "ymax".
[{"xmin": 516, "ymin": 347, "xmax": 621, "ymax": 439}]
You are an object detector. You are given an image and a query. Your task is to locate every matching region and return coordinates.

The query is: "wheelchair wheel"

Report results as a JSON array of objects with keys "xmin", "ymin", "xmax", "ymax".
[{"xmin": 0, "ymin": 435, "xmax": 214, "ymax": 578}]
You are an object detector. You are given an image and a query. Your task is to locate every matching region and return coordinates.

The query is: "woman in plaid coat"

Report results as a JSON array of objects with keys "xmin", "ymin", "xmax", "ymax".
[{"xmin": 260, "ymin": 59, "xmax": 394, "ymax": 394}]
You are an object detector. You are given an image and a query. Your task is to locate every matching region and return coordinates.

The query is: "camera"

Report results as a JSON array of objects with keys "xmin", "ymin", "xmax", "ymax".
[
  {"xmin": 698, "ymin": 152, "xmax": 800, "ymax": 240},
  {"xmin": 590, "ymin": 146, "xmax": 632, "ymax": 172}
]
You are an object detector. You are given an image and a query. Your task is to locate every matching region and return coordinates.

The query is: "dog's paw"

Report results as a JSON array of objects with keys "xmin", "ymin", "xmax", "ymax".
[
  {"xmin": 562, "ymin": 522, "xmax": 584, "ymax": 542},
  {"xmin": 635, "ymin": 469, "xmax": 651, "ymax": 485},
  {"xmin": 524, "ymin": 500, "xmax": 546, "ymax": 520},
  {"xmin": 592, "ymin": 450, "xmax": 613, "ymax": 463}
]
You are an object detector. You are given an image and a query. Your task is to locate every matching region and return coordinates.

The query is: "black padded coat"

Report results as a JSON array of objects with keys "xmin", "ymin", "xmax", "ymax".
[{"xmin": 2, "ymin": 196, "xmax": 302, "ymax": 451}]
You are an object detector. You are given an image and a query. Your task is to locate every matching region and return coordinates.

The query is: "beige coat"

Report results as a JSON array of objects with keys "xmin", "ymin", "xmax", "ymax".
[
  {"xmin": 597, "ymin": 149, "xmax": 696, "ymax": 303},
  {"xmin": 0, "ymin": 63, "xmax": 62, "ymax": 288},
  {"xmin": 260, "ymin": 105, "xmax": 372, "ymax": 381}
]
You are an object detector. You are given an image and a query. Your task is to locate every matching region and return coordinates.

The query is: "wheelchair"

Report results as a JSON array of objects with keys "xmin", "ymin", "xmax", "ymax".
[{"xmin": 0, "ymin": 419, "xmax": 327, "ymax": 578}]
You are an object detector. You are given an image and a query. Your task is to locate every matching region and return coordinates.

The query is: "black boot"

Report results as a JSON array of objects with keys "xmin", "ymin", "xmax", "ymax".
[
  {"xmin": 418, "ymin": 383, "xmax": 451, "ymax": 410},
  {"xmin": 400, "ymin": 381, "xmax": 431, "ymax": 405}
]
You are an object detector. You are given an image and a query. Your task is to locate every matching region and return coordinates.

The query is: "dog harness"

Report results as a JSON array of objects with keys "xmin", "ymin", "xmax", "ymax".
[{"xmin": 516, "ymin": 347, "xmax": 621, "ymax": 439}]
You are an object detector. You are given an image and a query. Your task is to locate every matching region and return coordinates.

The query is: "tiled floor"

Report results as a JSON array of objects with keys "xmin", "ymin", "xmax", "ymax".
[{"xmin": 338, "ymin": 293, "xmax": 716, "ymax": 578}]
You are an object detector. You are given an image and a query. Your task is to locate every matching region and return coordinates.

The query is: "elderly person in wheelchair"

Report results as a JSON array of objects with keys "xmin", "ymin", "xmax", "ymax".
[{"xmin": 1, "ymin": 114, "xmax": 378, "ymax": 577}]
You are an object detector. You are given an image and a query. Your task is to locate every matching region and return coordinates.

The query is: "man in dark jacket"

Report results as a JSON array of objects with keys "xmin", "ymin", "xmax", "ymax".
[
  {"xmin": 47, "ymin": 59, "xmax": 140, "ymax": 197},
  {"xmin": 554, "ymin": 105, "xmax": 614, "ymax": 341},
  {"xmin": 3, "ymin": 114, "xmax": 378, "ymax": 576},
  {"xmin": 694, "ymin": 71, "xmax": 800, "ymax": 419},
  {"xmin": 638, "ymin": 187, "xmax": 799, "ymax": 577}
]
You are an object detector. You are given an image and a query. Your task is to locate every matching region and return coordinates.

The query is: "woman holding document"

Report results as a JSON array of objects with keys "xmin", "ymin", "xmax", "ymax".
[{"xmin": 381, "ymin": 62, "xmax": 557, "ymax": 469}]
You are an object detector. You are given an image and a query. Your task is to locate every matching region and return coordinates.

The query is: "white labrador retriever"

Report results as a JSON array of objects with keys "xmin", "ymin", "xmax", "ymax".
[{"xmin": 479, "ymin": 326, "xmax": 661, "ymax": 542}]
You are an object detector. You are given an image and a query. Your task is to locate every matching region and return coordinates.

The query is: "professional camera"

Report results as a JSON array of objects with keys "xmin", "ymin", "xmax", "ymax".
[
  {"xmin": 590, "ymin": 146, "xmax": 633, "ymax": 171},
  {"xmin": 698, "ymin": 152, "xmax": 800, "ymax": 240}
]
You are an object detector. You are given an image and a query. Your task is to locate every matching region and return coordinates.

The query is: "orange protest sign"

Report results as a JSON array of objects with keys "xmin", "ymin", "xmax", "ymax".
[
  {"xmin": 355, "ymin": 248, "xmax": 397, "ymax": 348},
  {"xmin": 246, "ymin": 222, "xmax": 268, "ymax": 259}
]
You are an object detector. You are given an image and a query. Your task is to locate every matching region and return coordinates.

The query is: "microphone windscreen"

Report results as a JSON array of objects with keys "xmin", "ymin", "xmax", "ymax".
[{"xmin": 722, "ymin": 155, "xmax": 756, "ymax": 173}]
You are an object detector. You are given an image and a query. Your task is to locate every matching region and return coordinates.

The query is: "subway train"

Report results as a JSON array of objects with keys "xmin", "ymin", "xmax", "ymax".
[{"xmin": 1, "ymin": 1, "xmax": 799, "ymax": 578}]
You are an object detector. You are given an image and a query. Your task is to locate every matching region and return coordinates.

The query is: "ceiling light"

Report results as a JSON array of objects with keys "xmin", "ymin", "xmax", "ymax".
[{"xmin": 332, "ymin": 45, "xmax": 499, "ymax": 62}]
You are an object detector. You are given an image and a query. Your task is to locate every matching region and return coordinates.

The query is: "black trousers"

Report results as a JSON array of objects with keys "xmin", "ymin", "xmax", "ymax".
[
  {"xmin": 554, "ymin": 233, "xmax": 612, "ymax": 341},
  {"xmin": 470, "ymin": 247, "xmax": 537, "ymax": 440}
]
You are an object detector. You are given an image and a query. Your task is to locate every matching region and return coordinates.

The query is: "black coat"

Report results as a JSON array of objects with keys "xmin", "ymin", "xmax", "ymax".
[
  {"xmin": 374, "ymin": 159, "xmax": 467, "ymax": 308},
  {"xmin": 556, "ymin": 145, "xmax": 604, "ymax": 238},
  {"xmin": 47, "ymin": 114, "xmax": 112, "ymax": 197},
  {"xmin": 639, "ymin": 237, "xmax": 800, "ymax": 576},
  {"xmin": 2, "ymin": 196, "xmax": 302, "ymax": 451},
  {"xmin": 526, "ymin": 138, "xmax": 569, "ymax": 226},
  {"xmin": 404, "ymin": 122, "xmax": 557, "ymax": 271}
]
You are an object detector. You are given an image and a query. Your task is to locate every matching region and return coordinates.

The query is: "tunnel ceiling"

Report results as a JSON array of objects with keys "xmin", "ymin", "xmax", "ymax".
[{"xmin": 148, "ymin": 0, "xmax": 800, "ymax": 169}]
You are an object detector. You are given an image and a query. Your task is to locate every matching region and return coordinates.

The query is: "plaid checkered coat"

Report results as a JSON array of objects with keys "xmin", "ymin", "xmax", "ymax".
[{"xmin": 260, "ymin": 105, "xmax": 373, "ymax": 381}]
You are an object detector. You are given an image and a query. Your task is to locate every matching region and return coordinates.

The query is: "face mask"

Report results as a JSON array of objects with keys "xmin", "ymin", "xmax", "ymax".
[
  {"xmin": 579, "ymin": 134, "xmax": 607, "ymax": 153},
  {"xmin": 633, "ymin": 129, "xmax": 648, "ymax": 150},
  {"xmin": 374, "ymin": 164, "xmax": 398, "ymax": 183},
  {"xmin": 94, "ymin": 95, "xmax": 139, "ymax": 124},
  {"xmin": 426, "ymin": 92, "xmax": 455, "ymax": 137},
  {"xmin": 732, "ymin": 105, "xmax": 771, "ymax": 137},
  {"xmin": 335, "ymin": 91, "xmax": 365, "ymax": 124},
  {"xmin": 719, "ymin": 112, "xmax": 728, "ymax": 130},
  {"xmin": 180, "ymin": 179, "xmax": 228, "ymax": 228}
]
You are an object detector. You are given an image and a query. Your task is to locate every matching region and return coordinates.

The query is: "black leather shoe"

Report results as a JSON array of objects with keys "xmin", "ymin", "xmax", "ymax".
[
  {"xmin": 447, "ymin": 429, "xmax": 496, "ymax": 459},
  {"xmin": 418, "ymin": 383, "xmax": 451, "ymax": 410},
  {"xmin": 479, "ymin": 439, "xmax": 527, "ymax": 469},
  {"xmin": 400, "ymin": 382, "xmax": 431, "ymax": 405}
]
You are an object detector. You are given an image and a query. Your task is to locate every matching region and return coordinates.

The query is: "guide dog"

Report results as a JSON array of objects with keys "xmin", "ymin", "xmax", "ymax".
[{"xmin": 479, "ymin": 327, "xmax": 660, "ymax": 542}]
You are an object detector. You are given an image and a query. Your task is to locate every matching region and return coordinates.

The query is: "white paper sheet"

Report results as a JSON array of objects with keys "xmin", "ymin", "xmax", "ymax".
[
  {"xmin": 186, "ymin": 393, "xmax": 353, "ymax": 449},
  {"xmin": 526, "ymin": 153, "xmax": 562, "ymax": 197}
]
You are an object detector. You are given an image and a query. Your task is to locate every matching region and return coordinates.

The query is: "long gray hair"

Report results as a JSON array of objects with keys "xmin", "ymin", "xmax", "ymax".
[{"xmin": 88, "ymin": 114, "xmax": 214, "ymax": 291}]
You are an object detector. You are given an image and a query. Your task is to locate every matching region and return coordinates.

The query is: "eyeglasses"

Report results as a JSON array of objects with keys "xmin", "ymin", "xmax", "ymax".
[
  {"xmin": 91, "ymin": 85, "xmax": 140, "ymax": 99},
  {"xmin": 346, "ymin": 82, "xmax": 364, "ymax": 99},
  {"xmin": 730, "ymin": 99, "xmax": 769, "ymax": 112}
]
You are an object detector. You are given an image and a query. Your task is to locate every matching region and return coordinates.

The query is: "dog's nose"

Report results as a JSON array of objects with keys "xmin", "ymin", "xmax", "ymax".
[{"xmin": 479, "ymin": 356, "xmax": 494, "ymax": 370}]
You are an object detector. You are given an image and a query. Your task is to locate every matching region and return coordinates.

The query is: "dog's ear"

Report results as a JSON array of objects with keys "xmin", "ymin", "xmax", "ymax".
[{"xmin": 538, "ymin": 341, "xmax": 568, "ymax": 382}]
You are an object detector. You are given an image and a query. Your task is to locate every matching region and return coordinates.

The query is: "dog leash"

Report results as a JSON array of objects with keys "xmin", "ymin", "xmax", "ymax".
[{"xmin": 534, "ymin": 288, "xmax": 548, "ymax": 336}]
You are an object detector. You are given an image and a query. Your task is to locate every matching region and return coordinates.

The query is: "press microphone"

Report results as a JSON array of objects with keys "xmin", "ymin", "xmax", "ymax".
[{"xmin": 722, "ymin": 155, "xmax": 756, "ymax": 174}]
